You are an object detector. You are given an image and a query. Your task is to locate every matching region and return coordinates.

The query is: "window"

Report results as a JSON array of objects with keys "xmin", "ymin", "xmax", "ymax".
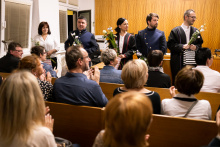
[
  {"xmin": 59, "ymin": 10, "xmax": 67, "ymax": 43},
  {"xmin": 69, "ymin": 0, "xmax": 78, "ymax": 6},
  {"xmin": 5, "ymin": 1, "xmax": 30, "ymax": 48}
]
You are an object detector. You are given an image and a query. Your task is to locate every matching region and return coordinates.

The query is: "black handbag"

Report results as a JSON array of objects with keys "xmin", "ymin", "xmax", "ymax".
[{"xmin": 55, "ymin": 137, "xmax": 73, "ymax": 147}]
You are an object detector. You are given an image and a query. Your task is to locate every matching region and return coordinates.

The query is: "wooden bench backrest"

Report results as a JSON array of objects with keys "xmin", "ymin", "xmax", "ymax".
[
  {"xmin": 45, "ymin": 102, "xmax": 105, "ymax": 147},
  {"xmin": 99, "ymin": 82, "xmax": 220, "ymax": 120},
  {"xmin": 0, "ymin": 72, "xmax": 11, "ymax": 79},
  {"xmin": 149, "ymin": 114, "xmax": 217, "ymax": 147}
]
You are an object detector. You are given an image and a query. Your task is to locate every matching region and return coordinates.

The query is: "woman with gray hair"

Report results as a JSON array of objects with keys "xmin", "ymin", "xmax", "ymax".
[{"xmin": 100, "ymin": 49, "xmax": 123, "ymax": 84}]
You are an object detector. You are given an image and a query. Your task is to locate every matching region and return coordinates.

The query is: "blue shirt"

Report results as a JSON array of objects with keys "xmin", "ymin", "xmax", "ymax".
[
  {"xmin": 53, "ymin": 72, "xmax": 108, "ymax": 107},
  {"xmin": 100, "ymin": 66, "xmax": 123, "ymax": 84}
]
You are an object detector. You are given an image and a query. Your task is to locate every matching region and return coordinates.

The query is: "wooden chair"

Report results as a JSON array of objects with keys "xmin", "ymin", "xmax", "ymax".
[{"xmin": 45, "ymin": 102, "xmax": 105, "ymax": 147}]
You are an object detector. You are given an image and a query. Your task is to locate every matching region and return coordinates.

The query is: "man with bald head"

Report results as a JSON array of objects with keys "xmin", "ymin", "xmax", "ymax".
[
  {"xmin": 167, "ymin": 9, "xmax": 203, "ymax": 84},
  {"xmin": 53, "ymin": 45, "xmax": 108, "ymax": 107}
]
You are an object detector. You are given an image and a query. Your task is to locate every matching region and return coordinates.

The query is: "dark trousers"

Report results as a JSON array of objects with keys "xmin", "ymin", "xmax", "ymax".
[{"xmin": 50, "ymin": 57, "xmax": 57, "ymax": 69}]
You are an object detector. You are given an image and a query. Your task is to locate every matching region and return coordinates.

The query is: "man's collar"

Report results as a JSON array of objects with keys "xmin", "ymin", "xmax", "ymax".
[
  {"xmin": 181, "ymin": 23, "xmax": 190, "ymax": 29},
  {"xmin": 77, "ymin": 29, "xmax": 87, "ymax": 33}
]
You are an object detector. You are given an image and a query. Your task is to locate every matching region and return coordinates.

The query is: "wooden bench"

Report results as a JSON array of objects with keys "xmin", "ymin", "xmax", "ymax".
[
  {"xmin": 45, "ymin": 101, "xmax": 217, "ymax": 147},
  {"xmin": 149, "ymin": 114, "xmax": 217, "ymax": 147},
  {"xmin": 45, "ymin": 102, "xmax": 105, "ymax": 147},
  {"xmin": 99, "ymin": 82, "xmax": 220, "ymax": 120},
  {"xmin": 0, "ymin": 72, "xmax": 11, "ymax": 79}
]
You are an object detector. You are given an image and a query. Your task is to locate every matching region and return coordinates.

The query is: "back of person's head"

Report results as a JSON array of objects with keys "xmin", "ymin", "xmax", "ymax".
[
  {"xmin": 30, "ymin": 45, "xmax": 45, "ymax": 57},
  {"xmin": 175, "ymin": 65, "xmax": 204, "ymax": 96},
  {"xmin": 8, "ymin": 42, "xmax": 22, "ymax": 53},
  {"xmin": 147, "ymin": 50, "xmax": 163, "ymax": 67},
  {"xmin": 104, "ymin": 91, "xmax": 152, "ymax": 147},
  {"xmin": 65, "ymin": 45, "xmax": 84, "ymax": 70},
  {"xmin": 122, "ymin": 59, "xmax": 148, "ymax": 89},
  {"xmin": 195, "ymin": 48, "xmax": 212, "ymax": 65},
  {"xmin": 0, "ymin": 71, "xmax": 45, "ymax": 146},
  {"xmin": 18, "ymin": 55, "xmax": 39, "ymax": 72},
  {"xmin": 101, "ymin": 49, "xmax": 117, "ymax": 65},
  {"xmin": 146, "ymin": 13, "xmax": 159, "ymax": 25}
]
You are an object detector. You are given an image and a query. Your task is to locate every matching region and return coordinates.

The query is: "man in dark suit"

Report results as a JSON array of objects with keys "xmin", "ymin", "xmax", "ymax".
[
  {"xmin": 64, "ymin": 16, "xmax": 100, "ymax": 62},
  {"xmin": 0, "ymin": 42, "xmax": 23, "ymax": 73},
  {"xmin": 136, "ymin": 13, "xmax": 167, "ymax": 57},
  {"xmin": 167, "ymin": 9, "xmax": 203, "ymax": 85}
]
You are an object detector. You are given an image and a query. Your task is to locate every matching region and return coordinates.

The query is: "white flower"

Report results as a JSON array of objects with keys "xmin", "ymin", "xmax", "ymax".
[
  {"xmin": 197, "ymin": 36, "xmax": 201, "ymax": 38},
  {"xmin": 103, "ymin": 30, "xmax": 107, "ymax": 34},
  {"xmin": 201, "ymin": 25, "xmax": 204, "ymax": 28},
  {"xmin": 196, "ymin": 30, "xmax": 200, "ymax": 33},
  {"xmin": 200, "ymin": 29, "xmax": 204, "ymax": 32},
  {"xmin": 75, "ymin": 36, "xmax": 78, "ymax": 39},
  {"xmin": 71, "ymin": 33, "xmax": 75, "ymax": 37}
]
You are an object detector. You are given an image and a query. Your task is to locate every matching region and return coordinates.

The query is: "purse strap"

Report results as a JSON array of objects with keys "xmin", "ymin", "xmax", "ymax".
[{"xmin": 183, "ymin": 100, "xmax": 198, "ymax": 118}]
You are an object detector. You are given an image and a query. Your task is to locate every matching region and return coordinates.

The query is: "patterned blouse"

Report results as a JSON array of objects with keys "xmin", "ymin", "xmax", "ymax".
[{"xmin": 37, "ymin": 78, "xmax": 53, "ymax": 101}]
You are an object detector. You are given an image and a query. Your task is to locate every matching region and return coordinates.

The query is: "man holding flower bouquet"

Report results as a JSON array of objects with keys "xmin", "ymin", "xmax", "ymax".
[{"xmin": 167, "ymin": 9, "xmax": 203, "ymax": 84}]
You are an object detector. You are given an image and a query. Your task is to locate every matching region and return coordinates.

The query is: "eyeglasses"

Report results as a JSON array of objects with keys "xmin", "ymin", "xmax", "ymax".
[
  {"xmin": 14, "ymin": 50, "xmax": 23, "ymax": 53},
  {"xmin": 188, "ymin": 16, "xmax": 197, "ymax": 19}
]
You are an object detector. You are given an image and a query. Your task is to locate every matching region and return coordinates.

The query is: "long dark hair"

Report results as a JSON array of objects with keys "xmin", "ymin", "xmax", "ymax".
[{"xmin": 115, "ymin": 18, "xmax": 126, "ymax": 35}]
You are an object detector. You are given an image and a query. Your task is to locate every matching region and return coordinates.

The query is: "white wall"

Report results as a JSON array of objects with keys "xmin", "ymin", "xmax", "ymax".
[{"xmin": 78, "ymin": 0, "xmax": 95, "ymax": 34}]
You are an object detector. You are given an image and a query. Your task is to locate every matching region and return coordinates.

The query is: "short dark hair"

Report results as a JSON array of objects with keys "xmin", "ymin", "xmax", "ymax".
[
  {"xmin": 147, "ymin": 50, "xmax": 163, "ymax": 67},
  {"xmin": 38, "ymin": 21, "xmax": 51, "ymax": 35},
  {"xmin": 183, "ymin": 9, "xmax": 195, "ymax": 20},
  {"xmin": 146, "ymin": 13, "xmax": 159, "ymax": 25},
  {"xmin": 195, "ymin": 48, "xmax": 212, "ymax": 65},
  {"xmin": 30, "ymin": 46, "xmax": 45, "ymax": 57},
  {"xmin": 175, "ymin": 66, "xmax": 204, "ymax": 96},
  {"xmin": 8, "ymin": 42, "xmax": 22, "ymax": 53},
  {"xmin": 77, "ymin": 16, "xmax": 87, "ymax": 22},
  {"xmin": 65, "ymin": 45, "xmax": 83, "ymax": 70}
]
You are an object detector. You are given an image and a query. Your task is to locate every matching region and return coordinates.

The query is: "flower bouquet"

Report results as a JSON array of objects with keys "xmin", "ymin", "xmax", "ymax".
[
  {"xmin": 133, "ymin": 50, "xmax": 148, "ymax": 65},
  {"xmin": 103, "ymin": 27, "xmax": 119, "ymax": 54},
  {"xmin": 71, "ymin": 32, "xmax": 82, "ymax": 46},
  {"xmin": 188, "ymin": 24, "xmax": 206, "ymax": 45}
]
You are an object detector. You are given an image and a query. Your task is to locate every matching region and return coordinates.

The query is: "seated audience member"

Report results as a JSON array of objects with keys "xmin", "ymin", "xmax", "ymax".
[
  {"xmin": 53, "ymin": 45, "xmax": 108, "ymax": 107},
  {"xmin": 93, "ymin": 92, "xmax": 152, "ymax": 147},
  {"xmin": 146, "ymin": 50, "xmax": 171, "ymax": 88},
  {"xmin": 161, "ymin": 66, "xmax": 211, "ymax": 120},
  {"xmin": 0, "ymin": 71, "xmax": 56, "ymax": 146},
  {"xmin": 209, "ymin": 110, "xmax": 220, "ymax": 146},
  {"xmin": 31, "ymin": 45, "xmax": 57, "ymax": 78},
  {"xmin": 0, "ymin": 42, "xmax": 23, "ymax": 73},
  {"xmin": 100, "ymin": 49, "xmax": 123, "ymax": 84},
  {"xmin": 18, "ymin": 55, "xmax": 53, "ymax": 101},
  {"xmin": 195, "ymin": 48, "xmax": 220, "ymax": 93},
  {"xmin": 113, "ymin": 59, "xmax": 161, "ymax": 114}
]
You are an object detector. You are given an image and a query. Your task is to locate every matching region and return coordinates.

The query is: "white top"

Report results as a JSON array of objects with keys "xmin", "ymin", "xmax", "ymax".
[
  {"xmin": 195, "ymin": 66, "xmax": 220, "ymax": 93},
  {"xmin": 3, "ymin": 126, "xmax": 57, "ymax": 147},
  {"xmin": 33, "ymin": 34, "xmax": 60, "ymax": 58},
  {"xmin": 181, "ymin": 23, "xmax": 196, "ymax": 65},
  {"xmin": 161, "ymin": 93, "xmax": 212, "ymax": 120},
  {"xmin": 119, "ymin": 33, "xmax": 126, "ymax": 54}
]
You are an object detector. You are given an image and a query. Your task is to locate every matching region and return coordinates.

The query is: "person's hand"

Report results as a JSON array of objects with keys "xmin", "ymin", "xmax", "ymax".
[
  {"xmin": 47, "ymin": 50, "xmax": 53, "ymax": 56},
  {"xmin": 83, "ymin": 69, "xmax": 93, "ymax": 79},
  {"xmin": 45, "ymin": 106, "xmax": 50, "ymax": 115},
  {"xmin": 118, "ymin": 54, "xmax": 126, "ymax": 59},
  {"xmin": 169, "ymin": 86, "xmax": 176, "ymax": 97},
  {"xmin": 145, "ymin": 134, "xmax": 150, "ymax": 141},
  {"xmin": 46, "ymin": 72, "xmax": 52, "ymax": 83},
  {"xmin": 183, "ymin": 44, "xmax": 190, "ymax": 50},
  {"xmin": 45, "ymin": 113, "xmax": 54, "ymax": 132},
  {"xmin": 189, "ymin": 44, "xmax": 197, "ymax": 51},
  {"xmin": 216, "ymin": 110, "xmax": 220, "ymax": 136},
  {"xmin": 91, "ymin": 66, "xmax": 100, "ymax": 84}
]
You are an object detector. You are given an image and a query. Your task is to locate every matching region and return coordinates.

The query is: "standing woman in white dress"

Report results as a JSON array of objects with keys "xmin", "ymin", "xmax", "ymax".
[{"xmin": 33, "ymin": 21, "xmax": 60, "ymax": 68}]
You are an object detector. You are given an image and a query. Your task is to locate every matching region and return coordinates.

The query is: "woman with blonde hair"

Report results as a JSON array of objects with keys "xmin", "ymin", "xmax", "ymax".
[
  {"xmin": 113, "ymin": 59, "xmax": 161, "ymax": 114},
  {"xmin": 18, "ymin": 55, "xmax": 53, "ymax": 100},
  {"xmin": 0, "ymin": 71, "xmax": 56, "ymax": 146},
  {"xmin": 93, "ymin": 91, "xmax": 153, "ymax": 147}
]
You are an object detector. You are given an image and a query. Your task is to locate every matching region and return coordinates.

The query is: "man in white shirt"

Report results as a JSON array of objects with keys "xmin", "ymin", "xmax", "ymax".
[
  {"xmin": 167, "ymin": 9, "xmax": 203, "ymax": 84},
  {"xmin": 195, "ymin": 48, "xmax": 220, "ymax": 93}
]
